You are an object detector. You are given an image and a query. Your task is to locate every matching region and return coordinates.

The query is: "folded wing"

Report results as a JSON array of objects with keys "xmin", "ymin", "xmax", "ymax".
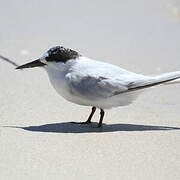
[{"xmin": 66, "ymin": 74, "xmax": 129, "ymax": 99}]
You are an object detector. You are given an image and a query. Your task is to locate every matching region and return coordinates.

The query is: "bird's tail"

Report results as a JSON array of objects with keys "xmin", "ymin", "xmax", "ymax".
[
  {"xmin": 127, "ymin": 71, "xmax": 180, "ymax": 92},
  {"xmin": 153, "ymin": 71, "xmax": 180, "ymax": 81}
]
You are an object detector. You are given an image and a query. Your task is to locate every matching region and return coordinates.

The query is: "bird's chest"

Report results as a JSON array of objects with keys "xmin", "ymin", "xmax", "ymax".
[{"xmin": 46, "ymin": 68, "xmax": 73, "ymax": 100}]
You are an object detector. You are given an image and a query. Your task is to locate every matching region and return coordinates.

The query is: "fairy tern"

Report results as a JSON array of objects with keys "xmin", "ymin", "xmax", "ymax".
[{"xmin": 16, "ymin": 46, "xmax": 180, "ymax": 127}]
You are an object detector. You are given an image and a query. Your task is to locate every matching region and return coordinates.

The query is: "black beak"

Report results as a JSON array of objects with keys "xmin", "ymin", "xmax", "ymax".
[{"xmin": 16, "ymin": 59, "xmax": 46, "ymax": 69}]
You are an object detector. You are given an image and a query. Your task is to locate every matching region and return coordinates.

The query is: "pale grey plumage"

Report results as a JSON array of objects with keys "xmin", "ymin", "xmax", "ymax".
[{"xmin": 15, "ymin": 46, "xmax": 180, "ymax": 127}]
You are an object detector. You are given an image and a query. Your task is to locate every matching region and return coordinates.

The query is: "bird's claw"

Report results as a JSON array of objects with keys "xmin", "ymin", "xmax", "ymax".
[{"xmin": 70, "ymin": 121, "xmax": 91, "ymax": 125}]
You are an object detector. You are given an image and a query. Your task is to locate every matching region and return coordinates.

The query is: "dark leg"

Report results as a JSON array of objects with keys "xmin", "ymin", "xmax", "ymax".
[
  {"xmin": 98, "ymin": 109, "xmax": 105, "ymax": 127},
  {"xmin": 71, "ymin": 106, "xmax": 96, "ymax": 124},
  {"xmin": 85, "ymin": 106, "xmax": 96, "ymax": 124}
]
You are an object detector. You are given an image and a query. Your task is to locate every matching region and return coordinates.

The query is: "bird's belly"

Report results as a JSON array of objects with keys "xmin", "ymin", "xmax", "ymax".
[{"xmin": 97, "ymin": 91, "xmax": 140, "ymax": 109}]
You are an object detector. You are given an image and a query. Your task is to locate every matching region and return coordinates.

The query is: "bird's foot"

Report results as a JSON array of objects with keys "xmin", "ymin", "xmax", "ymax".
[
  {"xmin": 70, "ymin": 120, "xmax": 91, "ymax": 125},
  {"xmin": 70, "ymin": 121, "xmax": 104, "ymax": 128},
  {"xmin": 97, "ymin": 124, "xmax": 102, "ymax": 128}
]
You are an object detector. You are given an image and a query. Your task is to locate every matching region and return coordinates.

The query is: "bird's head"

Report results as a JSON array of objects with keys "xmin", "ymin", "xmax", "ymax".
[{"xmin": 16, "ymin": 46, "xmax": 80, "ymax": 70}]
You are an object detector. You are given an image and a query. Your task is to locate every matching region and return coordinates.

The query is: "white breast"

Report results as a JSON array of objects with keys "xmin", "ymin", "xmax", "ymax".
[
  {"xmin": 45, "ymin": 65, "xmax": 71, "ymax": 100},
  {"xmin": 44, "ymin": 63, "xmax": 95, "ymax": 106}
]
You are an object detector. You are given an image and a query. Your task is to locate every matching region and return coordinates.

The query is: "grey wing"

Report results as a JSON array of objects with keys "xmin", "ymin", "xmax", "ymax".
[{"xmin": 66, "ymin": 74, "xmax": 129, "ymax": 100}]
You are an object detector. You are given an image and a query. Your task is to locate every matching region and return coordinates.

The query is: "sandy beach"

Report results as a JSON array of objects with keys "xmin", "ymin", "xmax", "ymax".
[{"xmin": 0, "ymin": 0, "xmax": 180, "ymax": 179}]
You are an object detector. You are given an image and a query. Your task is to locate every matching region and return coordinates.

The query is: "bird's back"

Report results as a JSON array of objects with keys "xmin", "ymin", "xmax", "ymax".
[{"xmin": 68, "ymin": 56, "xmax": 147, "ymax": 87}]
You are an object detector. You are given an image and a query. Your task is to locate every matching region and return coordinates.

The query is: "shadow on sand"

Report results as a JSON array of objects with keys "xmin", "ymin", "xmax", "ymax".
[{"xmin": 5, "ymin": 122, "xmax": 180, "ymax": 134}]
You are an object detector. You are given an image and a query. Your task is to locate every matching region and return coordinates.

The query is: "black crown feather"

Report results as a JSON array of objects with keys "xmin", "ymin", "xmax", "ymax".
[{"xmin": 46, "ymin": 46, "xmax": 80, "ymax": 63}]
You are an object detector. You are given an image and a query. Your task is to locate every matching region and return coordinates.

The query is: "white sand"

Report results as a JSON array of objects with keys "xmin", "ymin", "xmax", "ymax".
[{"xmin": 0, "ymin": 0, "xmax": 180, "ymax": 179}]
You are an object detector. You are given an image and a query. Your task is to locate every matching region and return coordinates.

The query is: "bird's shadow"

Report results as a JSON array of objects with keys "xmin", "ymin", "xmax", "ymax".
[{"xmin": 5, "ymin": 122, "xmax": 180, "ymax": 133}]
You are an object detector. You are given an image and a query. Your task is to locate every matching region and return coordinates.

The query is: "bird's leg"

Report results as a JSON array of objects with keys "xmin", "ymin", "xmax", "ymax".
[
  {"xmin": 84, "ymin": 106, "xmax": 96, "ymax": 124},
  {"xmin": 98, "ymin": 109, "xmax": 105, "ymax": 127},
  {"xmin": 71, "ymin": 107, "xmax": 96, "ymax": 124}
]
